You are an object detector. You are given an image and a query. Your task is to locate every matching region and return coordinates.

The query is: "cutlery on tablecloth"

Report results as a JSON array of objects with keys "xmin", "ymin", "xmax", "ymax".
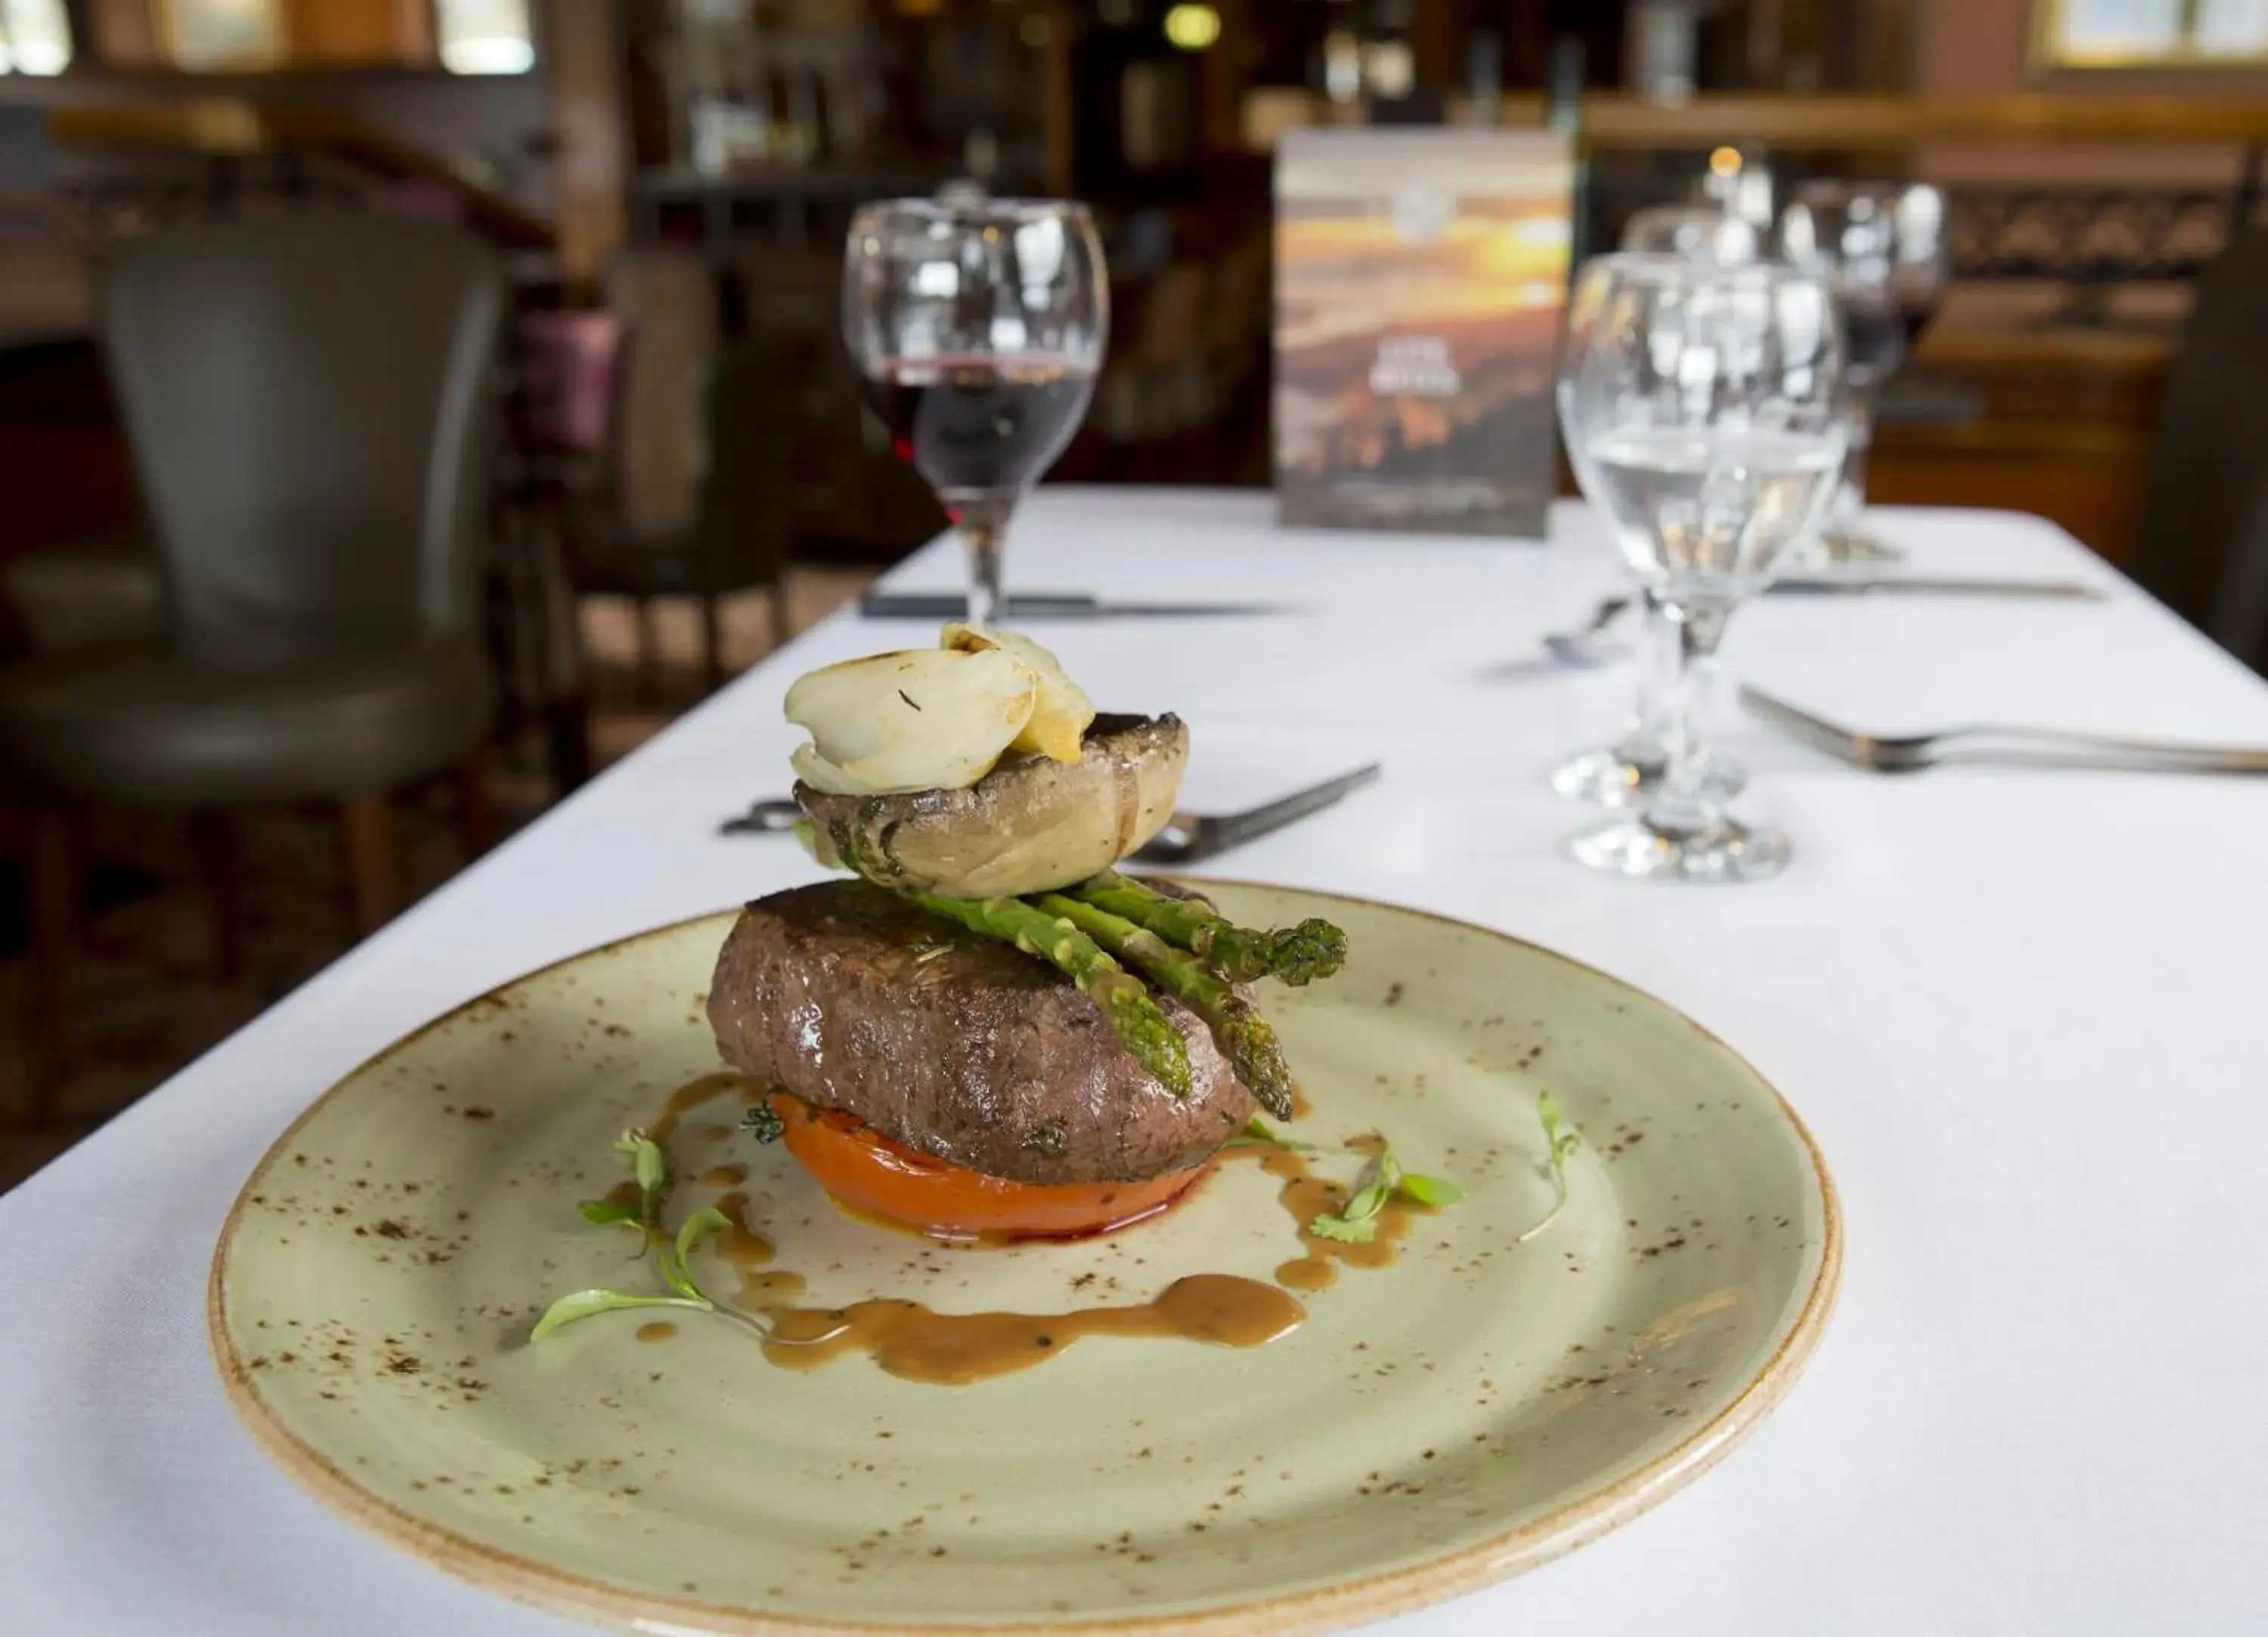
[
  {"xmin": 1766, "ymin": 574, "xmax": 2106, "ymax": 601},
  {"xmin": 1479, "ymin": 596, "xmax": 1634, "ymax": 679},
  {"xmin": 859, "ymin": 590, "xmax": 1302, "ymax": 621},
  {"xmin": 1740, "ymin": 684, "xmax": 2268, "ymax": 775},
  {"xmin": 1812, "ymin": 529, "xmax": 1907, "ymax": 565},
  {"xmin": 1495, "ymin": 574, "xmax": 2112, "ymax": 679},
  {"xmin": 722, "ymin": 763, "xmax": 1385, "ymax": 861}
]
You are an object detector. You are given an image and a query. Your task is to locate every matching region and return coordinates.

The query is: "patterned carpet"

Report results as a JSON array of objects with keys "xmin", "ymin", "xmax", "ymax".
[{"xmin": 0, "ymin": 570, "xmax": 872, "ymax": 1191}]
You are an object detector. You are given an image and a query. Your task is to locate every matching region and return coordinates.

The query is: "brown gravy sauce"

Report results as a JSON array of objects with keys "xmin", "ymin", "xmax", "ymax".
[
  {"xmin": 624, "ymin": 1075, "xmax": 1423, "ymax": 1385},
  {"xmin": 650, "ymin": 1071, "xmax": 757, "ymax": 1141},
  {"xmin": 760, "ymin": 1275, "xmax": 1303, "ymax": 1386},
  {"xmin": 1225, "ymin": 1137, "xmax": 1425, "ymax": 1294}
]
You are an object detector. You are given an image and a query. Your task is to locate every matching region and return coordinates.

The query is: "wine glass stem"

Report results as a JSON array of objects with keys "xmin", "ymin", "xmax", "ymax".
[
  {"xmin": 1644, "ymin": 601, "xmax": 1730, "ymax": 838},
  {"xmin": 1616, "ymin": 589, "xmax": 1677, "ymax": 767},
  {"xmin": 1838, "ymin": 397, "xmax": 1877, "ymax": 528},
  {"xmin": 954, "ymin": 493, "xmax": 1014, "ymax": 626}
]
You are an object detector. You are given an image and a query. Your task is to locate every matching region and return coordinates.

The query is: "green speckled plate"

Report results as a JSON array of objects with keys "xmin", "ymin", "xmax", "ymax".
[{"xmin": 209, "ymin": 884, "xmax": 1839, "ymax": 1635}]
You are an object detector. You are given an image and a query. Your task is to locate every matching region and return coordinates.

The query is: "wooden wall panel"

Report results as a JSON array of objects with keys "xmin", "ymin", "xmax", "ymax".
[{"xmin": 541, "ymin": 0, "xmax": 629, "ymax": 291}]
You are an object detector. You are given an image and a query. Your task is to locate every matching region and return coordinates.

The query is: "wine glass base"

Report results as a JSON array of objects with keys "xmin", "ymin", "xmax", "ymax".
[
  {"xmin": 1550, "ymin": 747, "xmax": 1747, "ymax": 809},
  {"xmin": 1569, "ymin": 813, "xmax": 1791, "ymax": 883}
]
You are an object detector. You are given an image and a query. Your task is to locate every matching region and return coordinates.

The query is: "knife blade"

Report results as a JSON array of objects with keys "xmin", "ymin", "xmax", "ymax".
[
  {"xmin": 1767, "ymin": 575, "xmax": 2106, "ymax": 601},
  {"xmin": 860, "ymin": 590, "xmax": 1300, "ymax": 621}
]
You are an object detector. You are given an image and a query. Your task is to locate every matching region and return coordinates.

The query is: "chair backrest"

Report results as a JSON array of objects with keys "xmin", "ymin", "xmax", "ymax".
[
  {"xmin": 694, "ymin": 333, "xmax": 818, "ymax": 585},
  {"xmin": 604, "ymin": 247, "xmax": 720, "ymax": 538},
  {"xmin": 98, "ymin": 212, "xmax": 505, "ymax": 658},
  {"xmin": 2131, "ymin": 228, "xmax": 2268, "ymax": 643},
  {"xmin": 510, "ymin": 308, "xmax": 624, "ymax": 461}
]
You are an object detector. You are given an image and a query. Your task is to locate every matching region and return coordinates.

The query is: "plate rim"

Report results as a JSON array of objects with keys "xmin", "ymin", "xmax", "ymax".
[{"xmin": 208, "ymin": 883, "xmax": 1843, "ymax": 1637}]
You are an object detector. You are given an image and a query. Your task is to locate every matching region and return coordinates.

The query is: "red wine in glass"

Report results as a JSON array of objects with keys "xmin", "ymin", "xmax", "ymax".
[
  {"xmin": 844, "ymin": 197, "xmax": 1108, "ymax": 624},
  {"xmin": 1840, "ymin": 299, "xmax": 1908, "ymax": 391},
  {"xmin": 863, "ymin": 355, "xmax": 1097, "ymax": 505}
]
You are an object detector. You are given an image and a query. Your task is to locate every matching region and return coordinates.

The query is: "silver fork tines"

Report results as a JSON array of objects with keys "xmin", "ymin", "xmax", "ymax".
[{"xmin": 1740, "ymin": 685, "xmax": 2268, "ymax": 776}]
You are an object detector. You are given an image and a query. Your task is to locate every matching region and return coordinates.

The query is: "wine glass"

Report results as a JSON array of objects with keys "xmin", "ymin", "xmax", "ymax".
[
  {"xmin": 1619, "ymin": 204, "xmax": 1761, "ymax": 265},
  {"xmin": 1777, "ymin": 181, "xmax": 1946, "ymax": 562},
  {"xmin": 843, "ymin": 197, "xmax": 1108, "ymax": 627},
  {"xmin": 1561, "ymin": 258, "xmax": 1846, "ymax": 882},
  {"xmin": 1550, "ymin": 245, "xmax": 1749, "ymax": 811}
]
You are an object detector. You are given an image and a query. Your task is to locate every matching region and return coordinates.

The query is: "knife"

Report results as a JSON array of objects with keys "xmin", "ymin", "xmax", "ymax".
[
  {"xmin": 1767, "ymin": 575, "xmax": 2107, "ymax": 601},
  {"xmin": 1135, "ymin": 763, "xmax": 1383, "ymax": 863},
  {"xmin": 860, "ymin": 590, "xmax": 1301, "ymax": 621}
]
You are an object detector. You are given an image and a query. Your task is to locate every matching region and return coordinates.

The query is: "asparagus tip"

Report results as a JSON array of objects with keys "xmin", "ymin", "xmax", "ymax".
[
  {"xmin": 1105, "ymin": 986, "xmax": 1193, "ymax": 1099},
  {"xmin": 1219, "ymin": 1008, "xmax": 1297, "ymax": 1119},
  {"xmin": 1266, "ymin": 919, "xmax": 1349, "ymax": 986}
]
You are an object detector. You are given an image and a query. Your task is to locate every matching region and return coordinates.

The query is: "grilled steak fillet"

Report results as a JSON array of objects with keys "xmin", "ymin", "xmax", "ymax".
[{"xmin": 708, "ymin": 880, "xmax": 1256, "ymax": 1187}]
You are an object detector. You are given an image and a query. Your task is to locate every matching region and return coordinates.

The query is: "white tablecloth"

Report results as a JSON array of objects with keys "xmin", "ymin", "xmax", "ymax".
[{"xmin": 7, "ymin": 490, "xmax": 2266, "ymax": 1635}]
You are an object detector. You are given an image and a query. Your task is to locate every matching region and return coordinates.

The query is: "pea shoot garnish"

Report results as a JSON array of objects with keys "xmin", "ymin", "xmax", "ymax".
[
  {"xmin": 531, "ymin": 1131, "xmax": 766, "ymax": 1343},
  {"xmin": 1515, "ymin": 1091, "xmax": 1582, "ymax": 1244},
  {"xmin": 1306, "ymin": 1144, "xmax": 1464, "ymax": 1244},
  {"xmin": 1223, "ymin": 1116, "xmax": 1319, "ymax": 1153}
]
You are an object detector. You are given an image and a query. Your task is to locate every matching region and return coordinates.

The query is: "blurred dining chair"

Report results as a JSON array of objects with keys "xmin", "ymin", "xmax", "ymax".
[
  {"xmin": 575, "ymin": 330, "xmax": 812, "ymax": 693},
  {"xmin": 2130, "ymin": 227, "xmax": 2268, "ymax": 673},
  {"xmin": 490, "ymin": 307, "xmax": 625, "ymax": 793},
  {"xmin": 569, "ymin": 247, "xmax": 775, "ymax": 695},
  {"xmin": 735, "ymin": 245, "xmax": 945, "ymax": 561},
  {"xmin": 0, "ymin": 212, "xmax": 505, "ymax": 1116}
]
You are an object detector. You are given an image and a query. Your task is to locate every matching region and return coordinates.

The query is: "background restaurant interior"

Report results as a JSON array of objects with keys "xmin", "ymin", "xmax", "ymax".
[{"xmin": 0, "ymin": 0, "xmax": 2263, "ymax": 1173}]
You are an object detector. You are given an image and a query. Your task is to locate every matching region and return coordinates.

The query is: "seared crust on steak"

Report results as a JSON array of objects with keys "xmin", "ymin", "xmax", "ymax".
[{"xmin": 707, "ymin": 880, "xmax": 1256, "ymax": 1186}]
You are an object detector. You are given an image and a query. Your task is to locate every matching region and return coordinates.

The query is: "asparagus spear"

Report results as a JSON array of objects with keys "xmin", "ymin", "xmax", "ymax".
[
  {"xmin": 1070, "ymin": 871, "xmax": 1349, "ymax": 988},
  {"xmin": 1034, "ymin": 892, "xmax": 1297, "ymax": 1119},
  {"xmin": 900, "ymin": 891, "xmax": 1192, "ymax": 1099}
]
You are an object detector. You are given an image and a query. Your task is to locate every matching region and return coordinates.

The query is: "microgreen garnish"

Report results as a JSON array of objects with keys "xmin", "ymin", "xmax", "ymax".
[
  {"xmin": 1516, "ymin": 1091, "xmax": 1582, "ymax": 1244},
  {"xmin": 613, "ymin": 1128, "xmax": 667, "ymax": 1221},
  {"xmin": 740, "ymin": 1101, "xmax": 785, "ymax": 1143},
  {"xmin": 1223, "ymin": 1117, "xmax": 1319, "ymax": 1153},
  {"xmin": 528, "ymin": 1287, "xmax": 702, "ymax": 1340},
  {"xmin": 1398, "ymin": 1172, "xmax": 1466, "ymax": 1208},
  {"xmin": 1305, "ymin": 1143, "xmax": 1463, "ymax": 1243},
  {"xmin": 531, "ymin": 1131, "xmax": 768, "ymax": 1344}
]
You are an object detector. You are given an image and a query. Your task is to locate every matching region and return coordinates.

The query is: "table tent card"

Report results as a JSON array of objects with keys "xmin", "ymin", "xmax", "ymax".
[{"xmin": 1275, "ymin": 128, "xmax": 1572, "ymax": 537}]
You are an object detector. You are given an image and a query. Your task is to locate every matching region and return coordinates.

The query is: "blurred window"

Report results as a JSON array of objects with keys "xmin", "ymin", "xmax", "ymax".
[
  {"xmin": 159, "ymin": 0, "xmax": 284, "ymax": 70},
  {"xmin": 438, "ymin": 0, "xmax": 534, "ymax": 75},
  {"xmin": 2040, "ymin": 0, "xmax": 2268, "ymax": 63},
  {"xmin": 0, "ymin": 0, "xmax": 69, "ymax": 74}
]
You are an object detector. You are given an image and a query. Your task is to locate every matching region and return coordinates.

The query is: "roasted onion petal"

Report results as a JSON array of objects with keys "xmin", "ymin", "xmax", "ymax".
[
  {"xmin": 784, "ymin": 647, "xmax": 1036, "ymax": 796},
  {"xmin": 942, "ymin": 624, "xmax": 1095, "ymax": 763}
]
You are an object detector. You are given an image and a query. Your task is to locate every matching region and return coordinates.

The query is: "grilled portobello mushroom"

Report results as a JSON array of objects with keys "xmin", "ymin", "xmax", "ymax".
[{"xmin": 795, "ymin": 713, "xmax": 1187, "ymax": 901}]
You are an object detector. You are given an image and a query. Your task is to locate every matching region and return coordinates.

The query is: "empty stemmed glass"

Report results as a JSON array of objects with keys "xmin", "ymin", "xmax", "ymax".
[
  {"xmin": 1550, "ymin": 249, "xmax": 1748, "ymax": 811},
  {"xmin": 1561, "ymin": 258, "xmax": 1846, "ymax": 881},
  {"xmin": 1619, "ymin": 203, "xmax": 1761, "ymax": 265},
  {"xmin": 842, "ymin": 197, "xmax": 1108, "ymax": 627},
  {"xmin": 1777, "ymin": 181, "xmax": 1945, "ymax": 562}
]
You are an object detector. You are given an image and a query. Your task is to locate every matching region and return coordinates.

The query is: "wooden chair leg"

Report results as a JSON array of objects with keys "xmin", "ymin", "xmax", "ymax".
[
  {"xmin": 23, "ymin": 803, "xmax": 76, "ymax": 1122},
  {"xmin": 187, "ymin": 811, "xmax": 245, "ymax": 985},
  {"xmin": 699, "ymin": 590, "xmax": 725, "ymax": 694},
  {"xmin": 768, "ymin": 571, "xmax": 793, "ymax": 656},
  {"xmin": 631, "ymin": 594, "xmax": 660, "ymax": 705},
  {"xmin": 453, "ymin": 750, "xmax": 496, "ymax": 859},
  {"xmin": 546, "ymin": 694, "xmax": 593, "ymax": 794},
  {"xmin": 336, "ymin": 793, "xmax": 398, "ymax": 939}
]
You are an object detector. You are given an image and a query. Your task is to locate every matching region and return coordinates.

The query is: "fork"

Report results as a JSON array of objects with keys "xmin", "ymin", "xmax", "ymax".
[{"xmin": 1740, "ymin": 684, "xmax": 2268, "ymax": 775}]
